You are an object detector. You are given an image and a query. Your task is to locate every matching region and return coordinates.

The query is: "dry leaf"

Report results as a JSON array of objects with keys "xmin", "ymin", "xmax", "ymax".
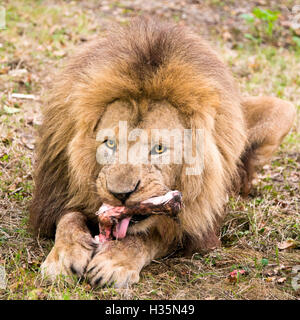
[
  {"xmin": 21, "ymin": 134, "xmax": 35, "ymax": 150},
  {"xmin": 274, "ymin": 264, "xmax": 287, "ymax": 275},
  {"xmin": 85, "ymin": 284, "xmax": 92, "ymax": 290},
  {"xmin": 53, "ymin": 50, "xmax": 66, "ymax": 57},
  {"xmin": 277, "ymin": 277, "xmax": 286, "ymax": 284},
  {"xmin": 277, "ymin": 239, "xmax": 297, "ymax": 250},
  {"xmin": 228, "ymin": 269, "xmax": 246, "ymax": 282},
  {"xmin": 0, "ymin": 67, "xmax": 10, "ymax": 74},
  {"xmin": 8, "ymin": 68, "xmax": 28, "ymax": 77},
  {"xmin": 3, "ymin": 105, "xmax": 20, "ymax": 114},
  {"xmin": 266, "ymin": 277, "xmax": 276, "ymax": 282}
]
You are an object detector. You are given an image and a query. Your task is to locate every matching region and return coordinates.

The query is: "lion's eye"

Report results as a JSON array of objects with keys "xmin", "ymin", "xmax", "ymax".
[
  {"xmin": 105, "ymin": 139, "xmax": 116, "ymax": 150},
  {"xmin": 150, "ymin": 144, "xmax": 167, "ymax": 155}
]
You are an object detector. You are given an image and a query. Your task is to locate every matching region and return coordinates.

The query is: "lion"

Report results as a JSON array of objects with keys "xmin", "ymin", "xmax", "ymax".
[
  {"xmin": 29, "ymin": 17, "xmax": 295, "ymax": 288},
  {"xmin": 239, "ymin": 97, "xmax": 296, "ymax": 196}
]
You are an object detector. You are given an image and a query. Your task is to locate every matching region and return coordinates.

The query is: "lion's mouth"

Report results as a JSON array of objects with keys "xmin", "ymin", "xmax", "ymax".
[
  {"xmin": 95, "ymin": 190, "xmax": 183, "ymax": 243},
  {"xmin": 130, "ymin": 214, "xmax": 151, "ymax": 224},
  {"xmin": 110, "ymin": 214, "xmax": 151, "ymax": 240}
]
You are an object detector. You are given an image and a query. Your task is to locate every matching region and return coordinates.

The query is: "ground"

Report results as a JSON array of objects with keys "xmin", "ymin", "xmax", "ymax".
[{"xmin": 0, "ymin": 0, "xmax": 299, "ymax": 300}]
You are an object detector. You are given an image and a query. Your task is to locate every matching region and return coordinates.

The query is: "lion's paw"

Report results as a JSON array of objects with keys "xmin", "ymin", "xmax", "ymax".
[
  {"xmin": 86, "ymin": 249, "xmax": 140, "ymax": 288},
  {"xmin": 41, "ymin": 238, "xmax": 96, "ymax": 282}
]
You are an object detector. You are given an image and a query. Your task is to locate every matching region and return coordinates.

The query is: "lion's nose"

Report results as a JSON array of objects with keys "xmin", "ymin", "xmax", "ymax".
[
  {"xmin": 110, "ymin": 191, "xmax": 133, "ymax": 204},
  {"xmin": 109, "ymin": 180, "xmax": 140, "ymax": 204}
]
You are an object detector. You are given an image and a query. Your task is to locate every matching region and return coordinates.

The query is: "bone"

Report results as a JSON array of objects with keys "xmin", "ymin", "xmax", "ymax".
[{"xmin": 95, "ymin": 190, "xmax": 183, "ymax": 242}]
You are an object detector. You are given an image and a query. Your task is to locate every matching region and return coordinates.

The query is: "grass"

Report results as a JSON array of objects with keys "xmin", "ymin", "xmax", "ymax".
[{"xmin": 0, "ymin": 0, "xmax": 299, "ymax": 300}]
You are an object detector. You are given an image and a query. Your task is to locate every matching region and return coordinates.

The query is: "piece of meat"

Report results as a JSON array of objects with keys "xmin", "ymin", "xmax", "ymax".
[{"xmin": 95, "ymin": 190, "xmax": 183, "ymax": 242}]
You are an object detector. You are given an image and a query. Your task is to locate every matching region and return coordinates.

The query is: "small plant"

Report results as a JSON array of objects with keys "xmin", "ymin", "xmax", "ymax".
[
  {"xmin": 261, "ymin": 258, "xmax": 269, "ymax": 267},
  {"xmin": 293, "ymin": 36, "xmax": 300, "ymax": 49},
  {"xmin": 254, "ymin": 257, "xmax": 269, "ymax": 272},
  {"xmin": 241, "ymin": 7, "xmax": 280, "ymax": 43}
]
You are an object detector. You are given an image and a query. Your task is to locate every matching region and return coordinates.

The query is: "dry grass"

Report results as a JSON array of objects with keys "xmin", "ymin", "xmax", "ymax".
[{"xmin": 0, "ymin": 0, "xmax": 299, "ymax": 300}]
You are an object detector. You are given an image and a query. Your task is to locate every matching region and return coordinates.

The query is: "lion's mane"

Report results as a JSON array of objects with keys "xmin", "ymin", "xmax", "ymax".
[{"xmin": 30, "ymin": 17, "xmax": 246, "ymax": 248}]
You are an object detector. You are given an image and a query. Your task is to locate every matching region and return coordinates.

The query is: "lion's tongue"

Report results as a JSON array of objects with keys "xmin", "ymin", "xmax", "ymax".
[{"xmin": 113, "ymin": 217, "xmax": 131, "ymax": 239}]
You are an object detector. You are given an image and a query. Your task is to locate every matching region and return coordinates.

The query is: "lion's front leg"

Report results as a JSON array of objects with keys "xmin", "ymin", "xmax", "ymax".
[
  {"xmin": 86, "ymin": 230, "xmax": 174, "ymax": 288},
  {"xmin": 41, "ymin": 212, "xmax": 98, "ymax": 281}
]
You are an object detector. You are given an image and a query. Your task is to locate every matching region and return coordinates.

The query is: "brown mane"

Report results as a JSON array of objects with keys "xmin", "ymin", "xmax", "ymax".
[{"xmin": 30, "ymin": 16, "xmax": 246, "ymax": 243}]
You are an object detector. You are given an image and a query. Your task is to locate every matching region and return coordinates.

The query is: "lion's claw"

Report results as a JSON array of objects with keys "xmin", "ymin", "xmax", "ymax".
[{"xmin": 86, "ymin": 250, "xmax": 140, "ymax": 288}]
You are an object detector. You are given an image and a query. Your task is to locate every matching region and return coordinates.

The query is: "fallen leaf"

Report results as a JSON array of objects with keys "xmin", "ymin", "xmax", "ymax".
[
  {"xmin": 0, "ymin": 67, "xmax": 10, "ymax": 74},
  {"xmin": 277, "ymin": 277, "xmax": 286, "ymax": 284},
  {"xmin": 266, "ymin": 276, "xmax": 276, "ymax": 282},
  {"xmin": 85, "ymin": 284, "xmax": 92, "ymax": 290},
  {"xmin": 230, "ymin": 269, "xmax": 246, "ymax": 276},
  {"xmin": 21, "ymin": 134, "xmax": 35, "ymax": 150},
  {"xmin": 28, "ymin": 259, "xmax": 40, "ymax": 267},
  {"xmin": 228, "ymin": 269, "xmax": 246, "ymax": 282},
  {"xmin": 53, "ymin": 50, "xmax": 66, "ymax": 57},
  {"xmin": 277, "ymin": 239, "xmax": 297, "ymax": 250},
  {"xmin": 8, "ymin": 68, "xmax": 28, "ymax": 77},
  {"xmin": 3, "ymin": 105, "xmax": 20, "ymax": 114},
  {"xmin": 274, "ymin": 264, "xmax": 287, "ymax": 275}
]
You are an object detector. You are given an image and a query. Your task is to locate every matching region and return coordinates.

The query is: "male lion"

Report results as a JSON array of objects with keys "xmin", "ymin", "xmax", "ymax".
[{"xmin": 30, "ymin": 17, "xmax": 295, "ymax": 288}]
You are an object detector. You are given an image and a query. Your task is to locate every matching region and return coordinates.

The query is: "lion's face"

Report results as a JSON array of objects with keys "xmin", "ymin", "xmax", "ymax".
[{"xmin": 95, "ymin": 100, "xmax": 185, "ymax": 231}]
